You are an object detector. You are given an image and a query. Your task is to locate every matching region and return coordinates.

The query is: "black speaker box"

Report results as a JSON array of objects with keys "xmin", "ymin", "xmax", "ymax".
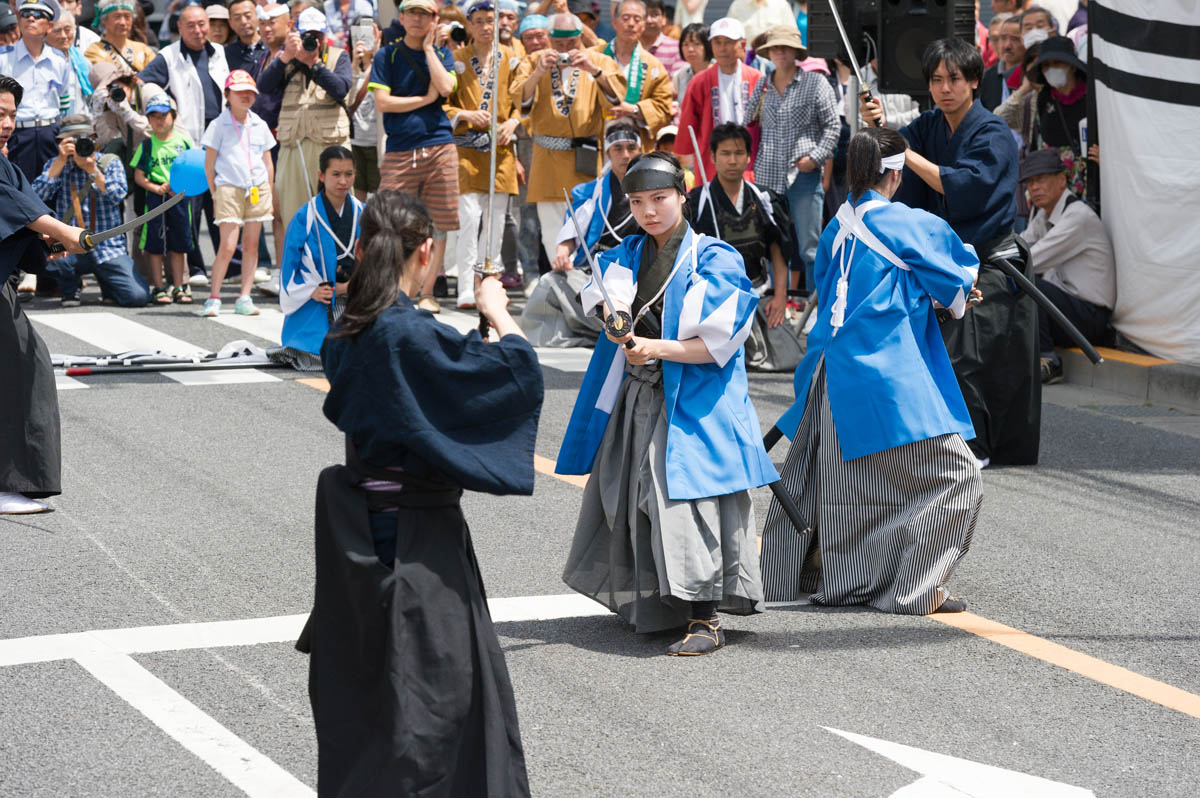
[
  {"xmin": 877, "ymin": 0, "xmax": 976, "ymax": 94},
  {"xmin": 807, "ymin": 1, "xmax": 879, "ymax": 66}
]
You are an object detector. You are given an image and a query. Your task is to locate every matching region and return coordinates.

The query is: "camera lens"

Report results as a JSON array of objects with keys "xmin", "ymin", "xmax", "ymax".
[
  {"xmin": 109, "ymin": 85, "xmax": 126, "ymax": 103},
  {"xmin": 301, "ymin": 31, "xmax": 321, "ymax": 51},
  {"xmin": 559, "ymin": 53, "xmax": 571, "ymax": 64},
  {"xmin": 449, "ymin": 24, "xmax": 467, "ymax": 43},
  {"xmin": 74, "ymin": 137, "xmax": 95, "ymax": 158}
]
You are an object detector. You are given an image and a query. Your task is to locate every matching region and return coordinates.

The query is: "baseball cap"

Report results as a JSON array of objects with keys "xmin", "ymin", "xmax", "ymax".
[
  {"xmin": 465, "ymin": 0, "xmax": 493, "ymax": 16},
  {"xmin": 17, "ymin": 0, "xmax": 59, "ymax": 21},
  {"xmin": 1018, "ymin": 148, "xmax": 1065, "ymax": 182},
  {"xmin": 0, "ymin": 3, "xmax": 16, "ymax": 28},
  {"xmin": 709, "ymin": 17, "xmax": 745, "ymax": 42},
  {"xmin": 224, "ymin": 69, "xmax": 259, "ymax": 93},
  {"xmin": 205, "ymin": 3, "xmax": 229, "ymax": 20},
  {"xmin": 296, "ymin": 7, "xmax": 326, "ymax": 32},
  {"xmin": 398, "ymin": 0, "xmax": 436, "ymax": 12},
  {"xmin": 655, "ymin": 124, "xmax": 678, "ymax": 142}
]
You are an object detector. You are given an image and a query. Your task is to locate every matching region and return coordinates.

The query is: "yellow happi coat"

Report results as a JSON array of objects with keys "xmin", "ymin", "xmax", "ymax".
[
  {"xmin": 445, "ymin": 43, "xmax": 519, "ymax": 196},
  {"xmin": 512, "ymin": 51, "xmax": 624, "ymax": 204},
  {"xmin": 588, "ymin": 41, "xmax": 674, "ymax": 152}
]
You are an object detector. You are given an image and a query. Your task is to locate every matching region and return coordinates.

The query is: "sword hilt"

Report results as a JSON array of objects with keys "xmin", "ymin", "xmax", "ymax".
[
  {"xmin": 859, "ymin": 87, "xmax": 883, "ymax": 128},
  {"xmin": 49, "ymin": 230, "xmax": 94, "ymax": 255},
  {"xmin": 606, "ymin": 310, "xmax": 636, "ymax": 349}
]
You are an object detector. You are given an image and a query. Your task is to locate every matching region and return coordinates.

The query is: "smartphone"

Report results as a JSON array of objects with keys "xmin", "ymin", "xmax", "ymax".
[{"xmin": 350, "ymin": 22, "xmax": 374, "ymax": 51}]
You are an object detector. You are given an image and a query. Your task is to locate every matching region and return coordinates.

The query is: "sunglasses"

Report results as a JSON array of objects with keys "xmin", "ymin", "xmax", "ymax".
[{"xmin": 19, "ymin": 9, "xmax": 51, "ymax": 20}]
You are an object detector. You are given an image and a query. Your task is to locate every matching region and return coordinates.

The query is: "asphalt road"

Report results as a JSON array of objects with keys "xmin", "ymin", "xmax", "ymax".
[{"xmin": 1, "ymin": 292, "xmax": 1198, "ymax": 798}]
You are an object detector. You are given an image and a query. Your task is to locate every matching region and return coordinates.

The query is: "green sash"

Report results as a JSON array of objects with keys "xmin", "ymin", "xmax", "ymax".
[{"xmin": 604, "ymin": 41, "xmax": 644, "ymax": 104}]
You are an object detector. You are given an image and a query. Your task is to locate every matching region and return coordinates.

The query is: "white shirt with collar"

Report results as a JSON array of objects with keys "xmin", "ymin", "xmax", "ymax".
[
  {"xmin": 1023, "ymin": 189, "xmax": 1117, "ymax": 310},
  {"xmin": 201, "ymin": 107, "xmax": 277, "ymax": 189},
  {"xmin": 0, "ymin": 38, "xmax": 70, "ymax": 121}
]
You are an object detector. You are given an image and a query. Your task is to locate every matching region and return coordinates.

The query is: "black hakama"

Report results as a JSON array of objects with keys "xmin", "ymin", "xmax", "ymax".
[{"xmin": 0, "ymin": 155, "xmax": 62, "ymax": 498}]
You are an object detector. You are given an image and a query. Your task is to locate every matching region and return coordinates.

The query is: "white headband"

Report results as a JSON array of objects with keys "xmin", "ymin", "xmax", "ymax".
[{"xmin": 880, "ymin": 152, "xmax": 906, "ymax": 173}]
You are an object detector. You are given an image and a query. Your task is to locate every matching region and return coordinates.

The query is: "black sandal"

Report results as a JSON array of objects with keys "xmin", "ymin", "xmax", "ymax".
[{"xmin": 666, "ymin": 617, "xmax": 725, "ymax": 656}]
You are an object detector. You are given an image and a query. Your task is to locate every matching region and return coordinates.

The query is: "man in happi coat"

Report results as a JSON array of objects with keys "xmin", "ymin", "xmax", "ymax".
[
  {"xmin": 0, "ymin": 74, "xmax": 87, "ymax": 514},
  {"xmin": 588, "ymin": 0, "xmax": 673, "ymax": 153},
  {"xmin": 519, "ymin": 121, "xmax": 641, "ymax": 347},
  {"xmin": 511, "ymin": 11, "xmax": 623, "ymax": 267},
  {"xmin": 863, "ymin": 37, "xmax": 1037, "ymax": 467},
  {"xmin": 445, "ymin": 0, "xmax": 521, "ymax": 310}
]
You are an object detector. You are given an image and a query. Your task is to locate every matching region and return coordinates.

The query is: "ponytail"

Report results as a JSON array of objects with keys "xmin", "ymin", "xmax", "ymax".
[{"xmin": 846, "ymin": 127, "xmax": 908, "ymax": 200}]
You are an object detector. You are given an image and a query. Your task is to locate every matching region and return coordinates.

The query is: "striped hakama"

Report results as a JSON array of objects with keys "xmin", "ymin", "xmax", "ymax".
[
  {"xmin": 563, "ymin": 361, "xmax": 765, "ymax": 633},
  {"xmin": 761, "ymin": 358, "xmax": 983, "ymax": 614}
]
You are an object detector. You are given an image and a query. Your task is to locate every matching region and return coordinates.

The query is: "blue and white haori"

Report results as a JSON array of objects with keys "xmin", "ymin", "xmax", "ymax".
[
  {"xmin": 776, "ymin": 191, "xmax": 981, "ymax": 461},
  {"xmin": 555, "ymin": 223, "xmax": 779, "ymax": 501},
  {"xmin": 279, "ymin": 194, "xmax": 364, "ymax": 356},
  {"xmin": 555, "ymin": 164, "xmax": 629, "ymax": 266}
]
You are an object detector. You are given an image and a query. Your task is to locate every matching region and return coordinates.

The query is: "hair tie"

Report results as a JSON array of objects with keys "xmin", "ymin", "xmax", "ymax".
[{"xmin": 880, "ymin": 152, "xmax": 906, "ymax": 173}]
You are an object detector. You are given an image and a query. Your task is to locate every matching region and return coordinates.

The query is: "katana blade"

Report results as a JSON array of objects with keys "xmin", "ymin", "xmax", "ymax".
[
  {"xmin": 826, "ymin": 0, "xmax": 882, "ymax": 127},
  {"xmin": 563, "ymin": 188, "xmax": 635, "ymax": 349},
  {"xmin": 51, "ymin": 189, "xmax": 189, "ymax": 253}
]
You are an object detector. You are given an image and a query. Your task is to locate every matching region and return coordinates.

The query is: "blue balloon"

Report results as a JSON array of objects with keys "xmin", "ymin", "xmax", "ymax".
[{"xmin": 169, "ymin": 148, "xmax": 210, "ymax": 197}]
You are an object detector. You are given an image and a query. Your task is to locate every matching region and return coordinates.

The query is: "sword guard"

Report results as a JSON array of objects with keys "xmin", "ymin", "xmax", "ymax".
[
  {"xmin": 606, "ymin": 310, "xmax": 636, "ymax": 349},
  {"xmin": 81, "ymin": 231, "xmax": 95, "ymax": 250}
]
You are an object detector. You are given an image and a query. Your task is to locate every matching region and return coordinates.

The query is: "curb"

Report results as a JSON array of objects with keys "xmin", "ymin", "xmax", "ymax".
[{"xmin": 1058, "ymin": 346, "xmax": 1200, "ymax": 413}]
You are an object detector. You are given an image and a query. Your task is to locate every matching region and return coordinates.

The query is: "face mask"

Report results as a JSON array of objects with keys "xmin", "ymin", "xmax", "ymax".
[
  {"xmin": 1044, "ymin": 66, "xmax": 1070, "ymax": 88},
  {"xmin": 1023, "ymin": 28, "xmax": 1050, "ymax": 48}
]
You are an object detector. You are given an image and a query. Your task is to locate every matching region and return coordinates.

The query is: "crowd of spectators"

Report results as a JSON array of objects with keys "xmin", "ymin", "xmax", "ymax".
[{"xmin": 0, "ymin": 0, "xmax": 1109, "ymax": 383}]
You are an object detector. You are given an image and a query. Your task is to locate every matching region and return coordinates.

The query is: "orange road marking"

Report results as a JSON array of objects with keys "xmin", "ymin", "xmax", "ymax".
[
  {"xmin": 930, "ymin": 612, "xmax": 1200, "ymax": 719},
  {"xmin": 297, "ymin": 376, "xmax": 1200, "ymax": 719}
]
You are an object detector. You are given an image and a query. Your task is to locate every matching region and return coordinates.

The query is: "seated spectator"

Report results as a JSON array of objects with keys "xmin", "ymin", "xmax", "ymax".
[
  {"xmin": 131, "ymin": 93, "xmax": 195, "ymax": 305},
  {"xmin": 84, "ymin": 0, "xmax": 155, "ymax": 72},
  {"xmin": 34, "ymin": 114, "xmax": 149, "ymax": 307},
  {"xmin": 274, "ymin": 145, "xmax": 362, "ymax": 370},
  {"xmin": 685, "ymin": 122, "xmax": 797, "ymax": 371},
  {"xmin": 1018, "ymin": 149, "xmax": 1114, "ymax": 384}
]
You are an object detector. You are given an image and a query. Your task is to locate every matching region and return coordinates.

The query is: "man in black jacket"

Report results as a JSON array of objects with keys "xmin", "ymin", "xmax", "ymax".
[{"xmin": 981, "ymin": 13, "xmax": 1022, "ymax": 111}]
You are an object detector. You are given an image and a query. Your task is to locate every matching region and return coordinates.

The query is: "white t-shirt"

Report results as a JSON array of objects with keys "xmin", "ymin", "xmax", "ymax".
[
  {"xmin": 717, "ymin": 67, "xmax": 743, "ymax": 124},
  {"xmin": 201, "ymin": 108, "xmax": 276, "ymax": 189}
]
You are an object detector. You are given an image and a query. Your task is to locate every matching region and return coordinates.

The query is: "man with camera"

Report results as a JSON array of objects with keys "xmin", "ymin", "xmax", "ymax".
[
  {"xmin": 512, "ymin": 12, "xmax": 622, "ymax": 271},
  {"xmin": 33, "ymin": 113, "xmax": 149, "ymax": 307},
  {"xmin": 0, "ymin": 0, "xmax": 71, "ymax": 182},
  {"xmin": 259, "ymin": 7, "xmax": 352, "ymax": 228}
]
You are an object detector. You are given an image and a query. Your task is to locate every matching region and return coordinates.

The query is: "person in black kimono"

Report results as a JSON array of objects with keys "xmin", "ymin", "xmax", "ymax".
[
  {"xmin": 0, "ymin": 75, "xmax": 88, "ymax": 515},
  {"xmin": 862, "ymin": 37, "xmax": 1039, "ymax": 467},
  {"xmin": 303, "ymin": 190, "xmax": 541, "ymax": 797},
  {"xmin": 685, "ymin": 122, "xmax": 800, "ymax": 372}
]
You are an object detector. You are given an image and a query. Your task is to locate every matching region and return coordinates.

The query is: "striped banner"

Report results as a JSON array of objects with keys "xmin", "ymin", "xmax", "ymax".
[{"xmin": 1092, "ymin": 1, "xmax": 1200, "ymax": 363}]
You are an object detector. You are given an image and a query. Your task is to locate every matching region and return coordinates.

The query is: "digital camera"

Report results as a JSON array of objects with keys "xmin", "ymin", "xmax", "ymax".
[
  {"xmin": 73, "ymin": 136, "xmax": 96, "ymax": 158},
  {"xmin": 301, "ymin": 30, "xmax": 322, "ymax": 52}
]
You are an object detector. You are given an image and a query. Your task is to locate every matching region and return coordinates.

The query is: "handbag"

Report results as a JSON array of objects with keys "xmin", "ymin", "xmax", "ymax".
[{"xmin": 573, "ymin": 137, "xmax": 599, "ymax": 178}]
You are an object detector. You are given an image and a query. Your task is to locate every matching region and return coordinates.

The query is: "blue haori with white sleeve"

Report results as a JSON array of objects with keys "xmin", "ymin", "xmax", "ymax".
[
  {"xmin": 555, "ymin": 224, "xmax": 779, "ymax": 501},
  {"xmin": 279, "ymin": 194, "xmax": 363, "ymax": 356},
  {"xmin": 556, "ymin": 164, "xmax": 621, "ymax": 265},
  {"xmin": 776, "ymin": 191, "xmax": 981, "ymax": 461}
]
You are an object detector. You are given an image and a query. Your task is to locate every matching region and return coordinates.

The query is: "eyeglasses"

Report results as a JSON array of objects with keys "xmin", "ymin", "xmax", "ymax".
[{"xmin": 19, "ymin": 9, "xmax": 51, "ymax": 20}]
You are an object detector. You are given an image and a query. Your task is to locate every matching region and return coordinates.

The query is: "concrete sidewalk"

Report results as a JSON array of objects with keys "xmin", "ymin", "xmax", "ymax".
[{"xmin": 1059, "ymin": 346, "xmax": 1200, "ymax": 414}]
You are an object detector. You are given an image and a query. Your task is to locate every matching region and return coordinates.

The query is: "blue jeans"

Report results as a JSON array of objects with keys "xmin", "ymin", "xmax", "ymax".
[
  {"xmin": 786, "ymin": 169, "xmax": 825, "ymax": 293},
  {"xmin": 47, "ymin": 252, "xmax": 149, "ymax": 307}
]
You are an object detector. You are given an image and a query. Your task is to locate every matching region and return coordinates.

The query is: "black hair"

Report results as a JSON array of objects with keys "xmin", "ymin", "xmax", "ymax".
[
  {"xmin": 644, "ymin": 0, "xmax": 665, "ymax": 14},
  {"xmin": 331, "ymin": 191, "xmax": 434, "ymax": 339},
  {"xmin": 920, "ymin": 37, "xmax": 984, "ymax": 86},
  {"xmin": 1019, "ymin": 6, "xmax": 1057, "ymax": 33},
  {"xmin": 605, "ymin": 121, "xmax": 641, "ymax": 148},
  {"xmin": 0, "ymin": 75, "xmax": 23, "ymax": 107},
  {"xmin": 319, "ymin": 145, "xmax": 354, "ymax": 172},
  {"xmin": 708, "ymin": 122, "xmax": 751, "ymax": 154},
  {"xmin": 846, "ymin": 126, "xmax": 907, "ymax": 199},
  {"xmin": 678, "ymin": 23, "xmax": 711, "ymax": 62}
]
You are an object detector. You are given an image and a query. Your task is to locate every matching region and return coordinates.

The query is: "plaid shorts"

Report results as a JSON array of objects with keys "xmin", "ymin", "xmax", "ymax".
[{"xmin": 378, "ymin": 142, "xmax": 460, "ymax": 232}]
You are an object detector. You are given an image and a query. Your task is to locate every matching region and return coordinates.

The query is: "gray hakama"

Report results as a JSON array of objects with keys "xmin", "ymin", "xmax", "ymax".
[
  {"xmin": 563, "ymin": 360, "xmax": 764, "ymax": 633},
  {"xmin": 761, "ymin": 358, "xmax": 982, "ymax": 615}
]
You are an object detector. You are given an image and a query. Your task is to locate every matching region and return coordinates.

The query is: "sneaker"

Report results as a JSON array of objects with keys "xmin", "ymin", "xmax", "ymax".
[
  {"xmin": 17, "ymin": 272, "xmax": 36, "ymax": 292},
  {"xmin": 188, "ymin": 273, "xmax": 210, "ymax": 288},
  {"xmin": 523, "ymin": 274, "xmax": 539, "ymax": 298},
  {"xmin": 234, "ymin": 295, "xmax": 260, "ymax": 316},
  {"xmin": 253, "ymin": 267, "xmax": 271, "ymax": 284},
  {"xmin": 417, "ymin": 295, "xmax": 441, "ymax": 314},
  {"xmin": 0, "ymin": 492, "xmax": 48, "ymax": 514},
  {"xmin": 1040, "ymin": 356, "xmax": 1064, "ymax": 385},
  {"xmin": 433, "ymin": 275, "xmax": 449, "ymax": 298},
  {"xmin": 258, "ymin": 274, "xmax": 280, "ymax": 297},
  {"xmin": 200, "ymin": 297, "xmax": 221, "ymax": 317},
  {"xmin": 60, "ymin": 290, "xmax": 81, "ymax": 308}
]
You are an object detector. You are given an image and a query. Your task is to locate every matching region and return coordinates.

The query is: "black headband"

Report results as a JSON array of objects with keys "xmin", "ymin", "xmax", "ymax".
[{"xmin": 621, "ymin": 157, "xmax": 685, "ymax": 196}]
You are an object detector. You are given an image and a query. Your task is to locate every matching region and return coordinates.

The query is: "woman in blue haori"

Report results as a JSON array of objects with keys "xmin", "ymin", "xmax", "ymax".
[
  {"xmin": 761, "ymin": 127, "xmax": 984, "ymax": 616},
  {"xmin": 271, "ymin": 146, "xmax": 363, "ymax": 371},
  {"xmin": 558, "ymin": 152, "xmax": 778, "ymax": 656}
]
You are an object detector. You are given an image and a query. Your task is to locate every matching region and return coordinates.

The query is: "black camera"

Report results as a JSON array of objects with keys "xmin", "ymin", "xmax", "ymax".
[
  {"xmin": 447, "ymin": 21, "xmax": 467, "ymax": 44},
  {"xmin": 301, "ymin": 30, "xmax": 322, "ymax": 52},
  {"xmin": 109, "ymin": 85, "xmax": 126, "ymax": 103},
  {"xmin": 74, "ymin": 136, "xmax": 96, "ymax": 157}
]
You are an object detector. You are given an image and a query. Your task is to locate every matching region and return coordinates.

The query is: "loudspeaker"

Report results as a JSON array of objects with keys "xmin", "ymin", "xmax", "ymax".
[
  {"xmin": 877, "ymin": 0, "xmax": 976, "ymax": 94},
  {"xmin": 806, "ymin": 1, "xmax": 879, "ymax": 66}
]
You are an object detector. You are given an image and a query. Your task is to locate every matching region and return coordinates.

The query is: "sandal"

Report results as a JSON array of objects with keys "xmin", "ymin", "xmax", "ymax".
[
  {"xmin": 152, "ymin": 286, "xmax": 172, "ymax": 304},
  {"xmin": 666, "ymin": 617, "xmax": 725, "ymax": 656},
  {"xmin": 172, "ymin": 285, "xmax": 194, "ymax": 304}
]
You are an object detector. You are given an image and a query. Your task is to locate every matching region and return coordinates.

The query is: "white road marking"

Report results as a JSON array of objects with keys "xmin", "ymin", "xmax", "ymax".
[
  {"xmin": 824, "ymin": 727, "xmax": 1096, "ymax": 798},
  {"xmin": 55, "ymin": 375, "xmax": 88, "ymax": 390},
  {"xmin": 31, "ymin": 312, "xmax": 279, "ymax": 385},
  {"xmin": 208, "ymin": 309, "xmax": 284, "ymax": 345}
]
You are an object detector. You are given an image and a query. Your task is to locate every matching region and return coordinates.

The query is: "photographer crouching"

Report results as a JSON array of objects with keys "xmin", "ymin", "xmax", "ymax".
[
  {"xmin": 32, "ymin": 114, "xmax": 148, "ymax": 307},
  {"xmin": 258, "ymin": 7, "xmax": 352, "ymax": 227}
]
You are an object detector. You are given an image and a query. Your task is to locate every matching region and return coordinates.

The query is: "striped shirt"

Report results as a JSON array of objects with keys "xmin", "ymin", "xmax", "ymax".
[{"xmin": 745, "ymin": 69, "xmax": 840, "ymax": 195}]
